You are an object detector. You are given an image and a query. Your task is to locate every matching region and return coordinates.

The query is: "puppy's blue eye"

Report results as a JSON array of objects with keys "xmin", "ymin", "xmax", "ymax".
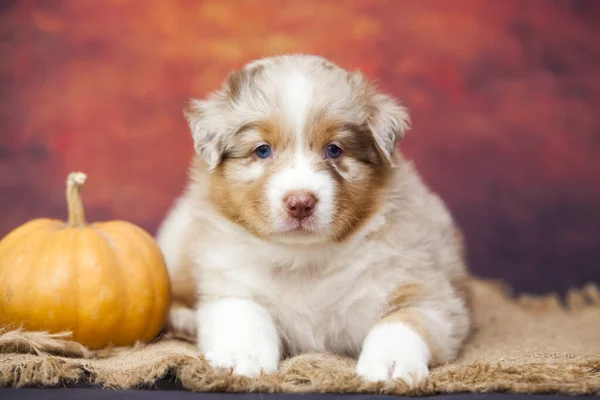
[
  {"xmin": 255, "ymin": 145, "xmax": 271, "ymax": 158},
  {"xmin": 326, "ymin": 144, "xmax": 343, "ymax": 159}
]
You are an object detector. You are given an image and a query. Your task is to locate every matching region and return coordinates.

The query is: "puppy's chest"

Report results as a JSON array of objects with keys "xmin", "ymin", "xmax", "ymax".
[
  {"xmin": 253, "ymin": 263, "xmax": 395, "ymax": 357},
  {"xmin": 201, "ymin": 241, "xmax": 404, "ymax": 356}
]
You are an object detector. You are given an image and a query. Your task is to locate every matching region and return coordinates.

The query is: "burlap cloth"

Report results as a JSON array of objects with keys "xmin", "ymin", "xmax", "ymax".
[{"xmin": 1, "ymin": 278, "xmax": 599, "ymax": 395}]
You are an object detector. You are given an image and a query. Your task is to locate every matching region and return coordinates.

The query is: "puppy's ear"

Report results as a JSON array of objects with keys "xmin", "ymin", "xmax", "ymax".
[
  {"xmin": 183, "ymin": 96, "xmax": 228, "ymax": 171},
  {"xmin": 184, "ymin": 70, "xmax": 257, "ymax": 170},
  {"xmin": 368, "ymin": 93, "xmax": 410, "ymax": 167},
  {"xmin": 366, "ymin": 92, "xmax": 410, "ymax": 167},
  {"xmin": 349, "ymin": 72, "xmax": 411, "ymax": 167}
]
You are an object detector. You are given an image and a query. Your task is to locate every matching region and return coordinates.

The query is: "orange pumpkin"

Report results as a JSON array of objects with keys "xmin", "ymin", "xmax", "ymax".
[{"xmin": 0, "ymin": 172, "xmax": 171, "ymax": 348}]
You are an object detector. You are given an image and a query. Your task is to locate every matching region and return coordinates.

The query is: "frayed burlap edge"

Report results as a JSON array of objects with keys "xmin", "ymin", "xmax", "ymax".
[{"xmin": 1, "ymin": 278, "xmax": 599, "ymax": 395}]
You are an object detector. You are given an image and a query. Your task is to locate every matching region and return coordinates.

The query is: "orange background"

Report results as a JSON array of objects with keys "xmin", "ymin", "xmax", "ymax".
[{"xmin": 1, "ymin": 0, "xmax": 599, "ymax": 293}]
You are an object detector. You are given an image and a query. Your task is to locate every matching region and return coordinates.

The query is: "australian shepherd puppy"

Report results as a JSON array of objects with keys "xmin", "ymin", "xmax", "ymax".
[{"xmin": 156, "ymin": 54, "xmax": 470, "ymax": 386}]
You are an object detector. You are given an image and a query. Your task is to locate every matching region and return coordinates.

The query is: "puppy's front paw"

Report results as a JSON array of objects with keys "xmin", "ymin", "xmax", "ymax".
[
  {"xmin": 356, "ymin": 323, "xmax": 430, "ymax": 387},
  {"xmin": 356, "ymin": 352, "xmax": 429, "ymax": 387},
  {"xmin": 204, "ymin": 345, "xmax": 279, "ymax": 377},
  {"xmin": 198, "ymin": 298, "xmax": 281, "ymax": 378}
]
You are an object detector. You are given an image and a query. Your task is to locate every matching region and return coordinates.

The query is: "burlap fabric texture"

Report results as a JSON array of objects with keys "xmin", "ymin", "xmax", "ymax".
[{"xmin": 1, "ymin": 278, "xmax": 599, "ymax": 395}]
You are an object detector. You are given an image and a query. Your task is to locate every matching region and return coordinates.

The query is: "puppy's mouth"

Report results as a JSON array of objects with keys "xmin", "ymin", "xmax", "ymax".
[{"xmin": 280, "ymin": 216, "xmax": 320, "ymax": 235}]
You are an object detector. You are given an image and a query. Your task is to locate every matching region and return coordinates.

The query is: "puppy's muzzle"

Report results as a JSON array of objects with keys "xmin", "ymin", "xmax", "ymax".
[{"xmin": 284, "ymin": 191, "xmax": 317, "ymax": 220}]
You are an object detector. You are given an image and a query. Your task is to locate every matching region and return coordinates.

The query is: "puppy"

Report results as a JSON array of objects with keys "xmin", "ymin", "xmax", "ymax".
[{"xmin": 156, "ymin": 54, "xmax": 470, "ymax": 386}]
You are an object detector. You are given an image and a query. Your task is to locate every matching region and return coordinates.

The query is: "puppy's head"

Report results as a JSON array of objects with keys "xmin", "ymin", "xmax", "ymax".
[{"xmin": 185, "ymin": 55, "xmax": 409, "ymax": 244}]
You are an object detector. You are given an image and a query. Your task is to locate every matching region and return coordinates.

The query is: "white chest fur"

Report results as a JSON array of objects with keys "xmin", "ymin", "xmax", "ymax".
[{"xmin": 197, "ymin": 230, "xmax": 404, "ymax": 358}]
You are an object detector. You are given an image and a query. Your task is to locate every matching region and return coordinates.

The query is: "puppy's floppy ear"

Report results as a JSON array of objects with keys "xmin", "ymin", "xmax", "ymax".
[
  {"xmin": 349, "ymin": 72, "xmax": 411, "ymax": 167},
  {"xmin": 366, "ymin": 92, "xmax": 410, "ymax": 167},
  {"xmin": 183, "ymin": 96, "xmax": 228, "ymax": 171},
  {"xmin": 184, "ymin": 70, "xmax": 257, "ymax": 171}
]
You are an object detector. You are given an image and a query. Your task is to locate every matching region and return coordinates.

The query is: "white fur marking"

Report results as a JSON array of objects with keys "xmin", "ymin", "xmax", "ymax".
[
  {"xmin": 282, "ymin": 70, "xmax": 312, "ymax": 134},
  {"xmin": 197, "ymin": 298, "xmax": 280, "ymax": 377},
  {"xmin": 266, "ymin": 155, "xmax": 335, "ymax": 233},
  {"xmin": 356, "ymin": 323, "xmax": 431, "ymax": 387}
]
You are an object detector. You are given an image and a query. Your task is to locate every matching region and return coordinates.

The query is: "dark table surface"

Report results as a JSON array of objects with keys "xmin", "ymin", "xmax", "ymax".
[{"xmin": 1, "ymin": 390, "xmax": 598, "ymax": 400}]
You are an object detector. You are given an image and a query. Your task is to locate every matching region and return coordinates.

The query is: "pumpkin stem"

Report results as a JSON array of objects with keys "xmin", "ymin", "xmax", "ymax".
[{"xmin": 66, "ymin": 172, "xmax": 88, "ymax": 227}]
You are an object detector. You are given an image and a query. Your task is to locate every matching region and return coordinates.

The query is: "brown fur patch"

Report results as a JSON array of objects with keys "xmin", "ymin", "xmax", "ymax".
[
  {"xmin": 305, "ymin": 114, "xmax": 392, "ymax": 241},
  {"xmin": 331, "ymin": 174, "xmax": 390, "ymax": 241},
  {"xmin": 245, "ymin": 64, "xmax": 265, "ymax": 82},
  {"xmin": 320, "ymin": 59, "xmax": 338, "ymax": 71},
  {"xmin": 255, "ymin": 119, "xmax": 292, "ymax": 152},
  {"xmin": 225, "ymin": 71, "xmax": 243, "ymax": 101},
  {"xmin": 223, "ymin": 119, "xmax": 291, "ymax": 160},
  {"xmin": 339, "ymin": 123, "xmax": 387, "ymax": 165},
  {"xmin": 377, "ymin": 283, "xmax": 443, "ymax": 361},
  {"xmin": 307, "ymin": 117, "xmax": 381, "ymax": 164},
  {"xmin": 386, "ymin": 283, "xmax": 424, "ymax": 311},
  {"xmin": 208, "ymin": 118, "xmax": 296, "ymax": 239},
  {"xmin": 377, "ymin": 284, "xmax": 445, "ymax": 362},
  {"xmin": 449, "ymin": 227, "xmax": 472, "ymax": 312},
  {"xmin": 381, "ymin": 308, "xmax": 446, "ymax": 364},
  {"xmin": 224, "ymin": 65, "xmax": 265, "ymax": 102},
  {"xmin": 209, "ymin": 162, "xmax": 270, "ymax": 239}
]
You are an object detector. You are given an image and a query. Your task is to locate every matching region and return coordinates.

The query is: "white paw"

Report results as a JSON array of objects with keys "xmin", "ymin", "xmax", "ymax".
[
  {"xmin": 197, "ymin": 298, "xmax": 281, "ymax": 378},
  {"xmin": 204, "ymin": 346, "xmax": 279, "ymax": 377},
  {"xmin": 356, "ymin": 323, "xmax": 431, "ymax": 387},
  {"xmin": 356, "ymin": 354, "xmax": 429, "ymax": 387}
]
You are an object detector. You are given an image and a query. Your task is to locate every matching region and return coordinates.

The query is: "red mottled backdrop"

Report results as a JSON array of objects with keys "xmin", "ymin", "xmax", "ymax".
[{"xmin": 1, "ymin": 0, "xmax": 599, "ymax": 293}]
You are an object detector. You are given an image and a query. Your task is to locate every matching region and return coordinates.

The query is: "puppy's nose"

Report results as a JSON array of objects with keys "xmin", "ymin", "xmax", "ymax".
[{"xmin": 284, "ymin": 191, "xmax": 317, "ymax": 219}]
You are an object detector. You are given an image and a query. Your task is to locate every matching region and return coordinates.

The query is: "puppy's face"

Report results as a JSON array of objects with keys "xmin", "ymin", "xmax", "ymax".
[{"xmin": 185, "ymin": 55, "xmax": 409, "ymax": 244}]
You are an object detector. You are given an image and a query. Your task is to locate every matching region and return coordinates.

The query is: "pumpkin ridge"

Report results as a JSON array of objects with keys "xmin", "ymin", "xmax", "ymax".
[
  {"xmin": 0, "ymin": 221, "xmax": 48, "ymax": 311},
  {"xmin": 39, "ymin": 228, "xmax": 78, "ymax": 334},
  {"xmin": 4, "ymin": 228, "xmax": 60, "ymax": 331},
  {"xmin": 94, "ymin": 221, "xmax": 161, "ymax": 345},
  {"xmin": 62, "ymin": 228, "xmax": 79, "ymax": 334},
  {"xmin": 72, "ymin": 229, "xmax": 82, "ymax": 343},
  {"xmin": 119, "ymin": 222, "xmax": 171, "ymax": 341},
  {"xmin": 111, "ymin": 223, "xmax": 158, "ymax": 342},
  {"xmin": 73, "ymin": 228, "xmax": 122, "ymax": 348},
  {"xmin": 90, "ymin": 224, "xmax": 129, "ymax": 344}
]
